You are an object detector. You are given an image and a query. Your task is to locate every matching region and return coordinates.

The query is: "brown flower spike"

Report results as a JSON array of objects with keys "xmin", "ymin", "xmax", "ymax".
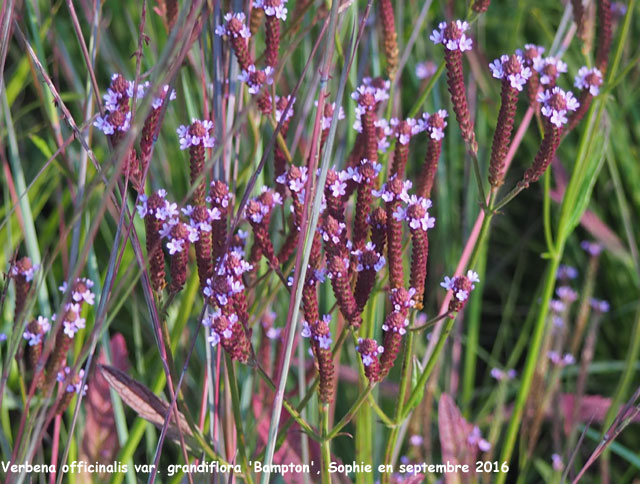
[
  {"xmin": 431, "ymin": 21, "xmax": 477, "ymax": 153},
  {"xmin": 10, "ymin": 257, "xmax": 36, "ymax": 322},
  {"xmin": 488, "ymin": 54, "xmax": 531, "ymax": 188},
  {"xmin": 416, "ymin": 110, "xmax": 448, "ymax": 199},
  {"xmin": 328, "ymin": 255, "xmax": 362, "ymax": 328},
  {"xmin": 357, "ymin": 338, "xmax": 384, "ymax": 383},
  {"xmin": 378, "ymin": 0, "xmax": 399, "ymax": 80}
]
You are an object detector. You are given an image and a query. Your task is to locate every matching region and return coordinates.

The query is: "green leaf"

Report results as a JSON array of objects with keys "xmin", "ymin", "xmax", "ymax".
[{"xmin": 28, "ymin": 133, "xmax": 54, "ymax": 159}]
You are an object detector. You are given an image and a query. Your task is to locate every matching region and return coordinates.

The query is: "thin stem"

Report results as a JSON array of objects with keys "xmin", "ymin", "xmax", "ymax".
[
  {"xmin": 225, "ymin": 355, "xmax": 254, "ymax": 484},
  {"xmin": 381, "ymin": 326, "xmax": 414, "ymax": 482},
  {"xmin": 320, "ymin": 405, "xmax": 331, "ymax": 484},
  {"xmin": 366, "ymin": 393, "xmax": 394, "ymax": 427},
  {"xmin": 325, "ymin": 384, "xmax": 374, "ymax": 441},
  {"xmin": 252, "ymin": 363, "xmax": 321, "ymax": 440},
  {"xmin": 402, "ymin": 315, "xmax": 456, "ymax": 420},
  {"xmin": 410, "ymin": 310, "xmax": 452, "ymax": 332},
  {"xmin": 542, "ymin": 169, "xmax": 555, "ymax": 253},
  {"xmin": 492, "ymin": 184, "xmax": 525, "ymax": 213},
  {"xmin": 470, "ymin": 148, "xmax": 490, "ymax": 212},
  {"xmin": 495, "ymin": 254, "xmax": 562, "ymax": 484}
]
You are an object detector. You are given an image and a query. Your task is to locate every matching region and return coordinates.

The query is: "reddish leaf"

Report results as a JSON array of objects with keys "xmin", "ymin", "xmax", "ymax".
[
  {"xmin": 438, "ymin": 393, "xmax": 477, "ymax": 484},
  {"xmin": 79, "ymin": 334, "xmax": 129, "ymax": 483}
]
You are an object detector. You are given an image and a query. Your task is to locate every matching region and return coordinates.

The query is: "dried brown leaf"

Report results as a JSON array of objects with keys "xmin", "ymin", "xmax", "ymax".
[
  {"xmin": 79, "ymin": 335, "xmax": 129, "ymax": 483},
  {"xmin": 98, "ymin": 364, "xmax": 193, "ymax": 445}
]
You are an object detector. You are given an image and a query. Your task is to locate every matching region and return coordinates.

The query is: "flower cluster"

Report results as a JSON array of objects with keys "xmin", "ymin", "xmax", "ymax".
[
  {"xmin": 394, "ymin": 195, "xmax": 435, "ymax": 232},
  {"xmin": 416, "ymin": 61, "xmax": 437, "ymax": 80},
  {"xmin": 204, "ymin": 309, "xmax": 251, "ymax": 363},
  {"xmin": 419, "ymin": 110, "xmax": 448, "ymax": 141},
  {"xmin": 215, "ymin": 12, "xmax": 251, "ymax": 38},
  {"xmin": 590, "ymin": 299, "xmax": 610, "ymax": 313},
  {"xmin": 253, "ymin": 0, "xmax": 288, "ymax": 20},
  {"xmin": 177, "ymin": 119, "xmax": 215, "ymax": 150},
  {"xmin": 533, "ymin": 56, "xmax": 568, "ymax": 86},
  {"xmin": 441, "ymin": 270, "xmax": 480, "ymax": 314},
  {"xmin": 10, "ymin": 257, "xmax": 38, "ymax": 282},
  {"xmin": 557, "ymin": 264, "xmax": 578, "ymax": 280},
  {"xmin": 14, "ymin": 274, "xmax": 95, "ymax": 395},
  {"xmin": 468, "ymin": 426, "xmax": 492, "ymax": 452},
  {"xmin": 353, "ymin": 242, "xmax": 385, "ymax": 313},
  {"xmin": 490, "ymin": 368, "xmax": 517, "ymax": 381},
  {"xmin": 547, "ymin": 351, "xmax": 575, "ymax": 367},
  {"xmin": 302, "ymin": 315, "xmax": 335, "ymax": 402},
  {"xmin": 390, "ymin": 118, "xmax": 422, "ymax": 146},
  {"xmin": 238, "ymin": 65, "xmax": 275, "ymax": 95},
  {"xmin": 317, "ymin": 101, "xmax": 346, "ymax": 131},
  {"xmin": 538, "ymin": 86, "xmax": 580, "ymax": 127},
  {"xmin": 23, "ymin": 316, "xmax": 51, "ymax": 346},
  {"xmin": 432, "ymin": 20, "xmax": 477, "ymax": 152},
  {"xmin": 416, "ymin": 110, "xmax": 448, "ymax": 199},
  {"xmin": 357, "ymin": 338, "xmax": 384, "ymax": 382},
  {"xmin": 574, "ymin": 67, "xmax": 603, "ymax": 96},
  {"xmin": 430, "ymin": 20, "xmax": 473, "ymax": 52},
  {"xmin": 489, "ymin": 54, "xmax": 532, "ymax": 91},
  {"xmin": 10, "ymin": 257, "xmax": 39, "ymax": 320},
  {"xmin": 488, "ymin": 53, "xmax": 532, "ymax": 187},
  {"xmin": 379, "ymin": 288, "xmax": 414, "ymax": 377},
  {"xmin": 57, "ymin": 367, "xmax": 88, "ymax": 396}
]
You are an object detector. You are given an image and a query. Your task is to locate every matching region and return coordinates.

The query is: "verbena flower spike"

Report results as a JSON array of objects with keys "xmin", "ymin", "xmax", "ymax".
[{"xmin": 431, "ymin": 20, "xmax": 477, "ymax": 152}]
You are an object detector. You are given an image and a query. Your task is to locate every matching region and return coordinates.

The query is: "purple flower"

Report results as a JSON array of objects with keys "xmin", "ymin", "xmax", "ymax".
[
  {"xmin": 315, "ymin": 101, "xmax": 345, "ymax": 130},
  {"xmin": 581, "ymin": 240, "xmax": 603, "ymax": 256},
  {"xmin": 557, "ymin": 264, "xmax": 578, "ymax": 280},
  {"xmin": 416, "ymin": 61, "xmax": 437, "ymax": 80},
  {"xmin": 489, "ymin": 54, "xmax": 532, "ymax": 91},
  {"xmin": 167, "ymin": 238, "xmax": 184, "ymax": 255},
  {"xmin": 556, "ymin": 286, "xmax": 578, "ymax": 302},
  {"xmin": 418, "ymin": 110, "xmax": 448, "ymax": 141},
  {"xmin": 238, "ymin": 65, "xmax": 274, "ymax": 95},
  {"xmin": 151, "ymin": 85, "xmax": 176, "ymax": 109},
  {"xmin": 253, "ymin": 0, "xmax": 288, "ymax": 20},
  {"xmin": 468, "ymin": 426, "xmax": 491, "ymax": 451},
  {"xmin": 516, "ymin": 44, "xmax": 545, "ymax": 65},
  {"xmin": 356, "ymin": 337, "xmax": 384, "ymax": 366},
  {"xmin": 590, "ymin": 298, "xmax": 610, "ymax": 313},
  {"xmin": 430, "ymin": 20, "xmax": 473, "ymax": 52},
  {"xmin": 275, "ymin": 95, "xmax": 296, "ymax": 122},
  {"xmin": 490, "ymin": 367, "xmax": 516, "ymax": 381},
  {"xmin": 177, "ymin": 119, "xmax": 215, "ymax": 150},
  {"xmin": 574, "ymin": 67, "xmax": 604, "ymax": 96},
  {"xmin": 373, "ymin": 177, "xmax": 412, "ymax": 202},
  {"xmin": 548, "ymin": 351, "xmax": 575, "ymax": 366},
  {"xmin": 215, "ymin": 12, "xmax": 251, "ymax": 38},
  {"xmin": 552, "ymin": 453, "xmax": 564, "ymax": 472},
  {"xmin": 397, "ymin": 195, "xmax": 435, "ymax": 231},
  {"xmin": 533, "ymin": 56, "xmax": 568, "ymax": 85},
  {"xmin": 538, "ymin": 86, "xmax": 579, "ymax": 127}
]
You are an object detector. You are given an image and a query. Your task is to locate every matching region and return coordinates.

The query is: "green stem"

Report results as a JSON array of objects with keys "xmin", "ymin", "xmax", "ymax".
[
  {"xmin": 252, "ymin": 364, "xmax": 321, "ymax": 440},
  {"xmin": 542, "ymin": 169, "xmax": 555, "ymax": 253},
  {"xmin": 495, "ymin": 253, "xmax": 562, "ymax": 484},
  {"xmin": 402, "ymin": 315, "xmax": 456, "ymax": 420},
  {"xmin": 325, "ymin": 384, "xmax": 374, "ymax": 441},
  {"xmin": 461, "ymin": 237, "xmax": 488, "ymax": 413},
  {"xmin": 320, "ymin": 405, "xmax": 331, "ymax": 484},
  {"xmin": 380, "ymin": 329, "xmax": 415, "ymax": 482},
  {"xmin": 226, "ymin": 355, "xmax": 254, "ymax": 484},
  {"xmin": 366, "ymin": 393, "xmax": 394, "ymax": 427}
]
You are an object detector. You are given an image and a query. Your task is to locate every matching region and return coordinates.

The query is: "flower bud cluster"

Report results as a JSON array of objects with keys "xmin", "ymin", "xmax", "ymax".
[{"xmin": 441, "ymin": 270, "xmax": 480, "ymax": 314}]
